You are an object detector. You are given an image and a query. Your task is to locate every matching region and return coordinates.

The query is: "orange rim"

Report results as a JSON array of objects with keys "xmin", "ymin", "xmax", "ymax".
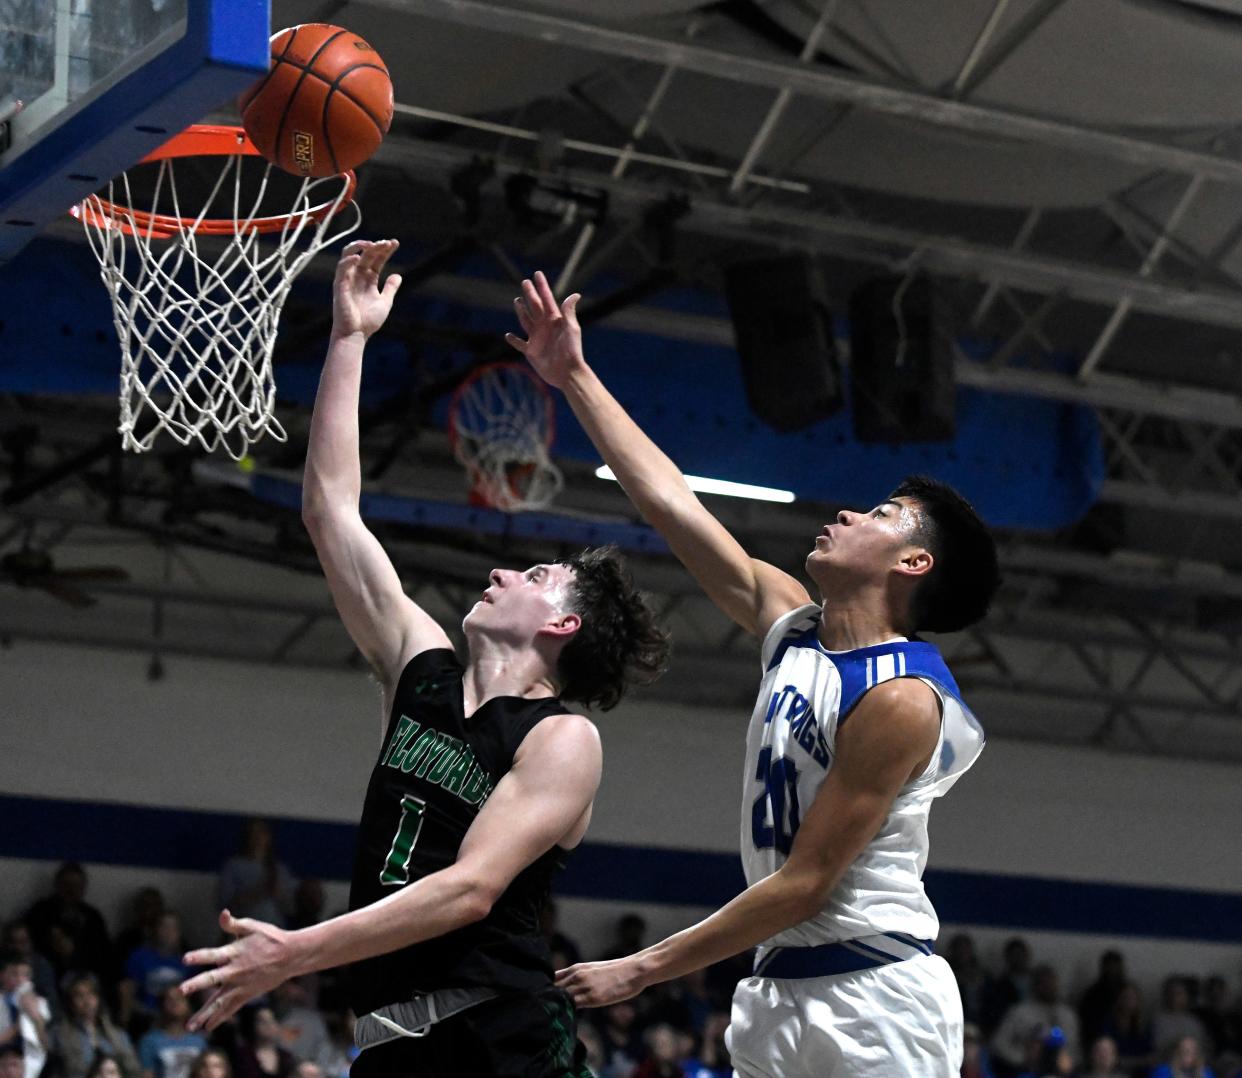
[{"xmin": 70, "ymin": 124, "xmax": 358, "ymax": 239}]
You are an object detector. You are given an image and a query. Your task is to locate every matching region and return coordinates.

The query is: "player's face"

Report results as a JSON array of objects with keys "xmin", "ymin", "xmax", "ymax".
[
  {"xmin": 806, "ymin": 496, "xmax": 926, "ymax": 581},
  {"xmin": 464, "ymin": 563, "xmax": 578, "ymax": 642}
]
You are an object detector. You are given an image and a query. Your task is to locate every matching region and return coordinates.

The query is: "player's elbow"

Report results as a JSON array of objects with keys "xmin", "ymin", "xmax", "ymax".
[
  {"xmin": 778, "ymin": 865, "xmax": 838, "ymax": 923},
  {"xmin": 456, "ymin": 875, "xmax": 501, "ymax": 925}
]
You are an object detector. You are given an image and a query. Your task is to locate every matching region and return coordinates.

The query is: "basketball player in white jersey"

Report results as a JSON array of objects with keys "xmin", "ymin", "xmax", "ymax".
[{"xmin": 506, "ymin": 272, "xmax": 1000, "ymax": 1077}]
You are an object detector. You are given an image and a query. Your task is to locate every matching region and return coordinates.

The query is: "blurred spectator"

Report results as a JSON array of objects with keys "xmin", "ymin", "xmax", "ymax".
[
  {"xmin": 270, "ymin": 980, "xmax": 329, "ymax": 1068},
  {"xmin": 137, "ymin": 985, "xmax": 207, "ymax": 1078},
  {"xmin": 314, "ymin": 1010, "xmax": 357, "ymax": 1078},
  {"xmin": 86, "ymin": 1055, "xmax": 125, "ymax": 1078},
  {"xmin": 24, "ymin": 863, "xmax": 112, "ymax": 982},
  {"xmin": 963, "ymin": 1022, "xmax": 998, "ymax": 1078},
  {"xmin": 577, "ymin": 1022, "xmax": 606, "ymax": 1077},
  {"xmin": 111, "ymin": 891, "xmax": 166, "ymax": 987},
  {"xmin": 642, "ymin": 970, "xmax": 712, "ymax": 1037},
  {"xmin": 540, "ymin": 900, "xmax": 581, "ymax": 969},
  {"xmin": 1082, "ymin": 1034, "xmax": 1127, "ymax": 1078},
  {"xmin": 49, "ymin": 972, "xmax": 139, "ymax": 1078},
  {"xmin": 1100, "ymin": 983, "xmax": 1154, "ymax": 1076},
  {"xmin": 1215, "ymin": 1053, "xmax": 1242, "ymax": 1078},
  {"xmin": 1080, "ymin": 951, "xmax": 1129, "ymax": 1052},
  {"xmin": 1197, "ymin": 977, "xmax": 1240, "ymax": 1059},
  {"xmin": 632, "ymin": 1024, "xmax": 685, "ymax": 1078},
  {"xmin": 992, "ymin": 966, "xmax": 1081, "ymax": 1076},
  {"xmin": 1, "ymin": 921, "xmax": 59, "ymax": 1019},
  {"xmin": 593, "ymin": 999, "xmax": 644, "ymax": 1077},
  {"xmin": 0, "ymin": 1046, "xmax": 20, "ymax": 1078},
  {"xmin": 231, "ymin": 1006, "xmax": 295, "ymax": 1078},
  {"xmin": 0, "ymin": 949, "xmax": 51, "ymax": 1078},
  {"xmin": 291, "ymin": 1066, "xmax": 320, "ymax": 1078},
  {"xmin": 1154, "ymin": 979, "xmax": 1211, "ymax": 1059},
  {"xmin": 187, "ymin": 1050, "xmax": 232, "ymax": 1078},
  {"xmin": 286, "ymin": 882, "xmax": 325, "ymax": 935},
  {"xmin": 1018, "ymin": 1027, "xmax": 1075, "ymax": 1078},
  {"xmin": 1151, "ymin": 1035, "xmax": 1216, "ymax": 1078},
  {"xmin": 219, "ymin": 821, "xmax": 295, "ymax": 929},
  {"xmin": 985, "ymin": 938, "xmax": 1035, "ymax": 1036},
  {"xmin": 949, "ymin": 934, "xmax": 997, "ymax": 1034},
  {"xmin": 598, "ymin": 914, "xmax": 647, "ymax": 962},
  {"xmin": 681, "ymin": 1011, "xmax": 731, "ymax": 1078},
  {"xmin": 122, "ymin": 913, "xmax": 191, "ymax": 1020}
]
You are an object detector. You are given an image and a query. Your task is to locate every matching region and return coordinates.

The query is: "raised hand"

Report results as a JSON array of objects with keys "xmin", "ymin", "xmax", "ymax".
[
  {"xmin": 332, "ymin": 239, "xmax": 403, "ymax": 340},
  {"xmin": 180, "ymin": 909, "xmax": 301, "ymax": 1032},
  {"xmin": 505, "ymin": 270, "xmax": 586, "ymax": 389}
]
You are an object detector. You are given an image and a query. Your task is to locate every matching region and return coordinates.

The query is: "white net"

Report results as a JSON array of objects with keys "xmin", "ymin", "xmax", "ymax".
[
  {"xmin": 77, "ymin": 141, "xmax": 361, "ymax": 459},
  {"xmin": 449, "ymin": 363, "xmax": 564, "ymax": 512}
]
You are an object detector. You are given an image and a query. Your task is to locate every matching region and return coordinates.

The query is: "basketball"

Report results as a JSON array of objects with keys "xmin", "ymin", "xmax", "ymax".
[{"xmin": 240, "ymin": 23, "xmax": 393, "ymax": 179}]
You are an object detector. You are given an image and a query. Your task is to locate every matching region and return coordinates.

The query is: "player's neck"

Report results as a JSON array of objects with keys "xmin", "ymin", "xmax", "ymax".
[
  {"xmin": 461, "ymin": 638, "xmax": 559, "ymax": 714},
  {"xmin": 816, "ymin": 597, "xmax": 905, "ymax": 652}
]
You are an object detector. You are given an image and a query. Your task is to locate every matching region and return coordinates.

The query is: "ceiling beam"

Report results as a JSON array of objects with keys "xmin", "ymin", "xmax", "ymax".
[{"xmin": 391, "ymin": 0, "xmax": 1242, "ymax": 185}]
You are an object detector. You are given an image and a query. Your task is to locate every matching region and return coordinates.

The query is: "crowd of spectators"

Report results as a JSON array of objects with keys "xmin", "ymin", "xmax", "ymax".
[
  {"xmin": 4, "ymin": 849, "xmax": 1240, "ymax": 1078},
  {"xmin": 951, "ymin": 935, "xmax": 1241, "ymax": 1078}
]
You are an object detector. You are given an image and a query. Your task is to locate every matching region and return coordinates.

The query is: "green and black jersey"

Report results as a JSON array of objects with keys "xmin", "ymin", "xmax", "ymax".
[{"xmin": 347, "ymin": 648, "xmax": 570, "ymax": 1017}]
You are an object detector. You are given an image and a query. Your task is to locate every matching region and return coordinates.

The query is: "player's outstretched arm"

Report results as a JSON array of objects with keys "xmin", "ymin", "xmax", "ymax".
[
  {"xmin": 507, "ymin": 272, "xmax": 810, "ymax": 638},
  {"xmin": 303, "ymin": 240, "xmax": 451, "ymax": 686},
  {"xmin": 179, "ymin": 713, "xmax": 601, "ymax": 1031},
  {"xmin": 556, "ymin": 679, "xmax": 941, "ymax": 1007}
]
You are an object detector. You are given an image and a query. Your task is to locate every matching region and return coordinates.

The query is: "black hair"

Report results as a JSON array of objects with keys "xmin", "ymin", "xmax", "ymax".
[
  {"xmin": 556, "ymin": 546, "xmax": 670, "ymax": 711},
  {"xmin": 0, "ymin": 948, "xmax": 24, "ymax": 969},
  {"xmin": 889, "ymin": 475, "xmax": 1000, "ymax": 634}
]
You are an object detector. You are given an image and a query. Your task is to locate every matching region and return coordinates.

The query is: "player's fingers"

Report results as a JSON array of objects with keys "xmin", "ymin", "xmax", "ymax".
[
  {"xmin": 180, "ymin": 965, "xmax": 230, "ymax": 996},
  {"xmin": 182, "ymin": 945, "xmax": 227, "ymax": 968},
  {"xmin": 533, "ymin": 270, "xmax": 558, "ymax": 315},
  {"xmin": 382, "ymin": 273, "xmax": 402, "ymax": 298},
  {"xmin": 342, "ymin": 240, "xmax": 370, "ymax": 256},
  {"xmin": 504, "ymin": 333, "xmax": 529, "ymax": 355},
  {"xmin": 521, "ymin": 278, "xmax": 545, "ymax": 318},
  {"xmin": 513, "ymin": 297, "xmax": 534, "ymax": 333},
  {"xmin": 562, "ymin": 293, "xmax": 582, "ymax": 325},
  {"xmin": 204, "ymin": 988, "xmax": 246, "ymax": 1033}
]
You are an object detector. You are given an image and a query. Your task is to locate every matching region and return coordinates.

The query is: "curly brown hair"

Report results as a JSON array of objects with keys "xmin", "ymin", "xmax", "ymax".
[{"xmin": 555, "ymin": 546, "xmax": 670, "ymax": 711}]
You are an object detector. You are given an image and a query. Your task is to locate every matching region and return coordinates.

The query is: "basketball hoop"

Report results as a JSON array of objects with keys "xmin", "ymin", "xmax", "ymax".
[
  {"xmin": 72, "ymin": 124, "xmax": 361, "ymax": 459},
  {"xmin": 447, "ymin": 362, "xmax": 564, "ymax": 512}
]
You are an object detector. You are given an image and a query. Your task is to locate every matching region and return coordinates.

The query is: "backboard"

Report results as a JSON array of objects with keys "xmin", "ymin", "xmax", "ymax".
[{"xmin": 0, "ymin": 0, "xmax": 269, "ymax": 263}]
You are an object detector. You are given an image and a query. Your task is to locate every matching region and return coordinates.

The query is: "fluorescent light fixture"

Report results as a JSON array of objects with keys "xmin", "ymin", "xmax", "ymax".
[{"xmin": 595, "ymin": 465, "xmax": 795, "ymax": 504}]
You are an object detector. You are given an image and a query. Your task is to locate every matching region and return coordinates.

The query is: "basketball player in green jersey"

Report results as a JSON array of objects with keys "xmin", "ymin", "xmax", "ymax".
[{"xmin": 179, "ymin": 240, "xmax": 669, "ymax": 1078}]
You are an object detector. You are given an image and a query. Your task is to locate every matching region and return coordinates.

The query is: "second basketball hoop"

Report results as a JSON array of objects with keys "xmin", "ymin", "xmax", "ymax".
[{"xmin": 448, "ymin": 362, "xmax": 564, "ymax": 513}]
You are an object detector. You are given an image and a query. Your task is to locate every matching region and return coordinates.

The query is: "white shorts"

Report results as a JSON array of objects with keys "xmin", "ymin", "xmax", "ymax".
[{"xmin": 725, "ymin": 953, "xmax": 963, "ymax": 1078}]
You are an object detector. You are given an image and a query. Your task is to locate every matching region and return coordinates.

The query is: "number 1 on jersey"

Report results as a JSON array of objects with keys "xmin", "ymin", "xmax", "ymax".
[{"xmin": 380, "ymin": 794, "xmax": 427, "ymax": 885}]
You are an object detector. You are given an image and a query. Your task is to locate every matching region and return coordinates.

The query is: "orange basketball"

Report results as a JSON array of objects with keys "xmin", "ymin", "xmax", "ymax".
[{"xmin": 239, "ymin": 24, "xmax": 393, "ymax": 179}]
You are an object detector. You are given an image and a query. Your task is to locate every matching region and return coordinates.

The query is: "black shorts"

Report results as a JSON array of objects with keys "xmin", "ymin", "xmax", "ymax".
[{"xmin": 349, "ymin": 987, "xmax": 590, "ymax": 1078}]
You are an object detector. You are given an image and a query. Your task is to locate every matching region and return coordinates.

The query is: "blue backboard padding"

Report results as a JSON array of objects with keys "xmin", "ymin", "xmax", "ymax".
[
  {"xmin": 0, "ymin": 0, "xmax": 269, "ymax": 264},
  {"xmin": 0, "ymin": 242, "xmax": 1102, "ymax": 530},
  {"xmin": 5, "ymin": 791, "xmax": 1242, "ymax": 943}
]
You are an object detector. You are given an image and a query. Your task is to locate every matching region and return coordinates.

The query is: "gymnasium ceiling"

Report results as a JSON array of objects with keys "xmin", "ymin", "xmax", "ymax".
[{"xmin": 8, "ymin": 0, "xmax": 1242, "ymax": 762}]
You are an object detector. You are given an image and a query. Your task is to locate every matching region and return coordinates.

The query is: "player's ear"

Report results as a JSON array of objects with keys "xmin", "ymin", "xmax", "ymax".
[
  {"xmin": 542, "ymin": 612, "xmax": 581, "ymax": 639},
  {"xmin": 894, "ymin": 547, "xmax": 933, "ymax": 579}
]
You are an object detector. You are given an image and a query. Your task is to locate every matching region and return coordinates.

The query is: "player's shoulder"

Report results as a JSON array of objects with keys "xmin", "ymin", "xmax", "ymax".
[
  {"xmin": 515, "ymin": 711, "xmax": 600, "ymax": 762},
  {"xmin": 853, "ymin": 677, "xmax": 941, "ymax": 735}
]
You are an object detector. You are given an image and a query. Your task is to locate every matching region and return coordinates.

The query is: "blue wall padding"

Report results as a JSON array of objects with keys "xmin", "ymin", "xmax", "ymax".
[
  {"xmin": 4, "ymin": 792, "xmax": 1240, "ymax": 943},
  {"xmin": 0, "ymin": 241, "xmax": 1102, "ymax": 529}
]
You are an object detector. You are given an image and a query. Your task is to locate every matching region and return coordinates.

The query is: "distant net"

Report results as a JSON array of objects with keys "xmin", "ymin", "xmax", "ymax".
[
  {"xmin": 448, "ymin": 362, "xmax": 564, "ymax": 512},
  {"xmin": 73, "ymin": 125, "xmax": 361, "ymax": 459}
]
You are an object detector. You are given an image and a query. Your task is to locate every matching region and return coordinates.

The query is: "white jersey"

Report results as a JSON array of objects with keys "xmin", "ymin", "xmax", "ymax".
[{"xmin": 743, "ymin": 603, "xmax": 984, "ymax": 951}]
